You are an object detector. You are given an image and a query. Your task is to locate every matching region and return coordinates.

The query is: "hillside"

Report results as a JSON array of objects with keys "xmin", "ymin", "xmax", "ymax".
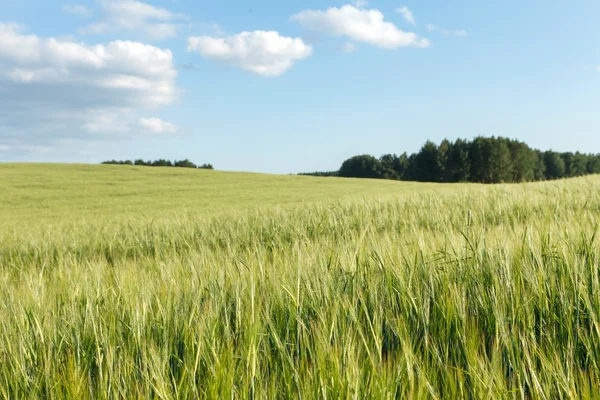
[
  {"xmin": 0, "ymin": 163, "xmax": 461, "ymax": 228},
  {"xmin": 1, "ymin": 164, "xmax": 600, "ymax": 398}
]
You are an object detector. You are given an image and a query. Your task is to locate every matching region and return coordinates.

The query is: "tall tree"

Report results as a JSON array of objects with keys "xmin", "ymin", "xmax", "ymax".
[
  {"xmin": 544, "ymin": 151, "xmax": 566, "ymax": 180},
  {"xmin": 469, "ymin": 137, "xmax": 491, "ymax": 183},
  {"xmin": 571, "ymin": 153, "xmax": 589, "ymax": 177},
  {"xmin": 379, "ymin": 154, "xmax": 400, "ymax": 180},
  {"xmin": 339, "ymin": 155, "xmax": 386, "ymax": 179},
  {"xmin": 533, "ymin": 150, "xmax": 546, "ymax": 181},
  {"xmin": 413, "ymin": 141, "xmax": 443, "ymax": 182},
  {"xmin": 587, "ymin": 155, "xmax": 600, "ymax": 174},
  {"xmin": 404, "ymin": 153, "xmax": 419, "ymax": 181},
  {"xmin": 488, "ymin": 137, "xmax": 513, "ymax": 183},
  {"xmin": 445, "ymin": 139, "xmax": 471, "ymax": 182},
  {"xmin": 508, "ymin": 139, "xmax": 536, "ymax": 182},
  {"xmin": 437, "ymin": 139, "xmax": 452, "ymax": 182}
]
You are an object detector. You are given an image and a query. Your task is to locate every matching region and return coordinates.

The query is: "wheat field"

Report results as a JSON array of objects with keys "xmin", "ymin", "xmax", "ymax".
[{"xmin": 1, "ymin": 164, "xmax": 599, "ymax": 399}]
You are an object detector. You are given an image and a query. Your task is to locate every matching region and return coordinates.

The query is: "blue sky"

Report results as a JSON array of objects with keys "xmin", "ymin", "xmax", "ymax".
[{"xmin": 1, "ymin": 0, "xmax": 599, "ymax": 173}]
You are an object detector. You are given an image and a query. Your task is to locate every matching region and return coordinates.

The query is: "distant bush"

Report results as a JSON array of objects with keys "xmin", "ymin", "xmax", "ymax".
[
  {"xmin": 101, "ymin": 160, "xmax": 133, "ymax": 165},
  {"xmin": 102, "ymin": 159, "xmax": 214, "ymax": 170},
  {"xmin": 298, "ymin": 171, "xmax": 339, "ymax": 177},
  {"xmin": 174, "ymin": 159, "xmax": 197, "ymax": 169}
]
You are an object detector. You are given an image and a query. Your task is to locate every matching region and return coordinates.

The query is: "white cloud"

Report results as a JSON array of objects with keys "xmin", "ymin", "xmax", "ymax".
[
  {"xmin": 187, "ymin": 31, "xmax": 312, "ymax": 77},
  {"xmin": 341, "ymin": 42, "xmax": 357, "ymax": 53},
  {"xmin": 0, "ymin": 24, "xmax": 177, "ymax": 106},
  {"xmin": 354, "ymin": 0, "xmax": 368, "ymax": 8},
  {"xmin": 63, "ymin": 4, "xmax": 94, "ymax": 18},
  {"xmin": 82, "ymin": 110, "xmax": 138, "ymax": 135},
  {"xmin": 139, "ymin": 117, "xmax": 177, "ymax": 134},
  {"xmin": 291, "ymin": 5, "xmax": 430, "ymax": 49},
  {"xmin": 80, "ymin": 0, "xmax": 187, "ymax": 40},
  {"xmin": 396, "ymin": 7, "xmax": 416, "ymax": 26},
  {"xmin": 0, "ymin": 23, "xmax": 179, "ymax": 153},
  {"xmin": 0, "ymin": 140, "xmax": 52, "ymax": 153},
  {"xmin": 426, "ymin": 24, "xmax": 467, "ymax": 37}
]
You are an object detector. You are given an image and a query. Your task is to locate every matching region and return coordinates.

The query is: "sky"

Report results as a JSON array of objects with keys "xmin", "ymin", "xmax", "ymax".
[{"xmin": 1, "ymin": 0, "xmax": 599, "ymax": 173}]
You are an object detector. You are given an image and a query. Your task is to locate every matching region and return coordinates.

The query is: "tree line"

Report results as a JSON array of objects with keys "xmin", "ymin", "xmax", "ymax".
[
  {"xmin": 101, "ymin": 159, "xmax": 214, "ymax": 170},
  {"xmin": 303, "ymin": 136, "xmax": 600, "ymax": 183},
  {"xmin": 297, "ymin": 171, "xmax": 340, "ymax": 177}
]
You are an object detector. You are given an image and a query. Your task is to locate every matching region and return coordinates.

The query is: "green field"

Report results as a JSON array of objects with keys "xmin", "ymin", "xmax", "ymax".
[
  {"xmin": 1, "ymin": 164, "xmax": 600, "ymax": 399},
  {"xmin": 0, "ymin": 163, "xmax": 454, "ymax": 228}
]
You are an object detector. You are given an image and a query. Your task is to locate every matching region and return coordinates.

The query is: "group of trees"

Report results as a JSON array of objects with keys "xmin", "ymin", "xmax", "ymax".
[
  {"xmin": 101, "ymin": 159, "xmax": 214, "ymax": 170},
  {"xmin": 297, "ymin": 171, "xmax": 340, "ymax": 177},
  {"xmin": 319, "ymin": 136, "xmax": 599, "ymax": 183}
]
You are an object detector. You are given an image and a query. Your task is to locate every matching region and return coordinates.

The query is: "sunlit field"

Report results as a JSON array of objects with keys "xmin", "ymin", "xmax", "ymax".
[{"xmin": 1, "ymin": 164, "xmax": 599, "ymax": 399}]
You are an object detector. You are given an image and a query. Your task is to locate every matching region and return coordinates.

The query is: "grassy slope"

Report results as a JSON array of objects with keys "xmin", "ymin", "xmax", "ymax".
[
  {"xmin": 1, "ymin": 164, "xmax": 600, "ymax": 398},
  {"xmin": 0, "ymin": 163, "xmax": 458, "ymax": 228}
]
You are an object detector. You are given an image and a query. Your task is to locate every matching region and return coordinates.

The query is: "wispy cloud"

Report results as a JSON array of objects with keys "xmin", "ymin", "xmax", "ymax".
[
  {"xmin": 396, "ymin": 7, "xmax": 416, "ymax": 26},
  {"xmin": 80, "ymin": 0, "xmax": 188, "ymax": 40},
  {"xmin": 291, "ymin": 4, "xmax": 430, "ymax": 49},
  {"xmin": 63, "ymin": 4, "xmax": 94, "ymax": 18},
  {"xmin": 426, "ymin": 24, "xmax": 468, "ymax": 37},
  {"xmin": 195, "ymin": 22, "xmax": 224, "ymax": 36},
  {"xmin": 139, "ymin": 117, "xmax": 177, "ymax": 134},
  {"xmin": 0, "ymin": 140, "xmax": 52, "ymax": 153}
]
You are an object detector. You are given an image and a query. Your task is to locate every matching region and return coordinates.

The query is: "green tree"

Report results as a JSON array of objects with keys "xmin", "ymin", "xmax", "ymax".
[
  {"xmin": 488, "ymin": 137, "xmax": 513, "ymax": 183},
  {"xmin": 570, "ymin": 153, "xmax": 589, "ymax": 177},
  {"xmin": 379, "ymin": 154, "xmax": 400, "ymax": 180},
  {"xmin": 445, "ymin": 139, "xmax": 471, "ymax": 182},
  {"xmin": 508, "ymin": 140, "xmax": 536, "ymax": 182},
  {"xmin": 533, "ymin": 150, "xmax": 546, "ymax": 181},
  {"xmin": 175, "ymin": 159, "xmax": 198, "ymax": 169},
  {"xmin": 587, "ymin": 155, "xmax": 600, "ymax": 174},
  {"xmin": 560, "ymin": 152, "xmax": 587, "ymax": 177},
  {"xmin": 544, "ymin": 151, "xmax": 566, "ymax": 180},
  {"xmin": 339, "ymin": 155, "xmax": 386, "ymax": 179},
  {"xmin": 413, "ymin": 141, "xmax": 443, "ymax": 182},
  {"xmin": 469, "ymin": 137, "xmax": 491, "ymax": 183},
  {"xmin": 437, "ymin": 139, "xmax": 451, "ymax": 182},
  {"xmin": 394, "ymin": 153, "xmax": 410, "ymax": 180}
]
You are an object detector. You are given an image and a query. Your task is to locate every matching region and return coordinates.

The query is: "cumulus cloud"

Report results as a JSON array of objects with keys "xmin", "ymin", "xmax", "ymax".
[
  {"xmin": 63, "ymin": 4, "xmax": 94, "ymax": 18},
  {"xmin": 187, "ymin": 31, "xmax": 312, "ymax": 77},
  {"xmin": 139, "ymin": 117, "xmax": 177, "ymax": 134},
  {"xmin": 396, "ymin": 7, "xmax": 416, "ymax": 26},
  {"xmin": 291, "ymin": 5, "xmax": 430, "ymax": 49},
  {"xmin": 80, "ymin": 0, "xmax": 187, "ymax": 40},
  {"xmin": 0, "ymin": 24, "xmax": 177, "ymax": 106},
  {"xmin": 426, "ymin": 24, "xmax": 468, "ymax": 37},
  {"xmin": 0, "ymin": 23, "xmax": 179, "ymax": 153}
]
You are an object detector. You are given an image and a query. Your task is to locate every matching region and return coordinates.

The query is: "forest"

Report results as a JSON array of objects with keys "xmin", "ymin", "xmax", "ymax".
[{"xmin": 307, "ymin": 136, "xmax": 600, "ymax": 183}]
